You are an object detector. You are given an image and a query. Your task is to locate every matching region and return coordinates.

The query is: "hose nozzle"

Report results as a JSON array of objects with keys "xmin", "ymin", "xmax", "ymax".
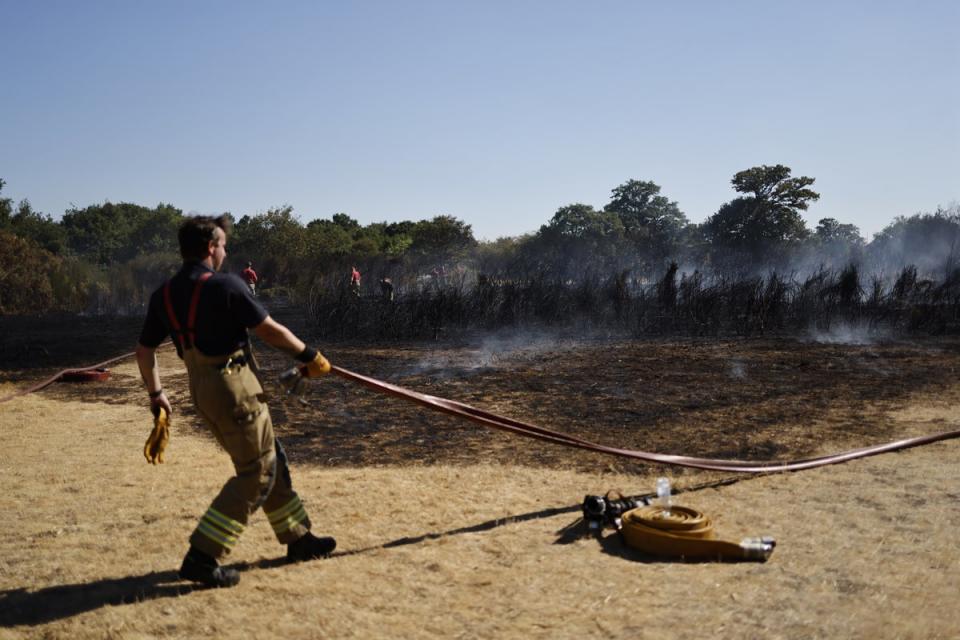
[
  {"xmin": 279, "ymin": 366, "xmax": 307, "ymax": 404},
  {"xmin": 739, "ymin": 536, "xmax": 776, "ymax": 561}
]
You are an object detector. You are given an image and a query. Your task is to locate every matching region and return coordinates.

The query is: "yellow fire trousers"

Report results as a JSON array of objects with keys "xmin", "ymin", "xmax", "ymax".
[{"xmin": 183, "ymin": 348, "xmax": 311, "ymax": 559}]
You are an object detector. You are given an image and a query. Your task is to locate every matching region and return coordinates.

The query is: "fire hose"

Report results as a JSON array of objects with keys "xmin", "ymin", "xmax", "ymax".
[
  {"xmin": 3, "ymin": 350, "xmax": 959, "ymax": 474},
  {"xmin": 621, "ymin": 505, "xmax": 774, "ymax": 561},
  {"xmin": 580, "ymin": 487, "xmax": 775, "ymax": 561},
  {"xmin": 6, "ymin": 349, "xmax": 956, "ymax": 562},
  {"xmin": 325, "ymin": 365, "xmax": 960, "ymax": 474},
  {"xmin": 0, "ymin": 351, "xmax": 137, "ymax": 404}
]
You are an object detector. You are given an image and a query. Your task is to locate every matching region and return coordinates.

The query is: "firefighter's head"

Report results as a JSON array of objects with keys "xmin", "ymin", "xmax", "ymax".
[{"xmin": 179, "ymin": 214, "xmax": 231, "ymax": 270}]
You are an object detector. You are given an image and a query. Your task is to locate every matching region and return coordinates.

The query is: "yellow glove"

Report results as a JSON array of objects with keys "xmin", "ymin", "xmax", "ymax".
[
  {"xmin": 144, "ymin": 407, "xmax": 170, "ymax": 464},
  {"xmin": 300, "ymin": 351, "xmax": 331, "ymax": 377}
]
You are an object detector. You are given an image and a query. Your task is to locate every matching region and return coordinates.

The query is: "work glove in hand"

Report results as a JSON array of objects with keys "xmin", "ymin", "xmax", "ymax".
[
  {"xmin": 144, "ymin": 406, "xmax": 170, "ymax": 464},
  {"xmin": 300, "ymin": 351, "xmax": 331, "ymax": 377}
]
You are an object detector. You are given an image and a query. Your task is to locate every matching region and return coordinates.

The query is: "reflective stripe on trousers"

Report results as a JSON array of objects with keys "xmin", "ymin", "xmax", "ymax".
[{"xmin": 183, "ymin": 348, "xmax": 311, "ymax": 558}]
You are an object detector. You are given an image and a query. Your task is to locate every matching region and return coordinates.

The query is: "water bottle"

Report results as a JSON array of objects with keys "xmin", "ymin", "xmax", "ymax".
[{"xmin": 656, "ymin": 477, "xmax": 672, "ymax": 517}]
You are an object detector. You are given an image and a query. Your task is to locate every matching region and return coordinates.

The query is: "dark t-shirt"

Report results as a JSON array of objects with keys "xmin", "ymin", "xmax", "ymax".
[{"xmin": 139, "ymin": 262, "xmax": 269, "ymax": 357}]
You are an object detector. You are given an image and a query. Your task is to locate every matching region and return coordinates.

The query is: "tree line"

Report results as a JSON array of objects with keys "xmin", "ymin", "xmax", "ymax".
[{"xmin": 1, "ymin": 166, "xmax": 957, "ymax": 317}]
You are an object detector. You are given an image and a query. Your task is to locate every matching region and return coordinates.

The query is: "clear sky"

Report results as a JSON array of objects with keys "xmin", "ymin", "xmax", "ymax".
[{"xmin": 1, "ymin": 1, "xmax": 957, "ymax": 241}]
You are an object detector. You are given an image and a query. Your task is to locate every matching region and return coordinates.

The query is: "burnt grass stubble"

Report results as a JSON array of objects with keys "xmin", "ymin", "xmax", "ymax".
[{"xmin": 4, "ymin": 287, "xmax": 958, "ymax": 477}]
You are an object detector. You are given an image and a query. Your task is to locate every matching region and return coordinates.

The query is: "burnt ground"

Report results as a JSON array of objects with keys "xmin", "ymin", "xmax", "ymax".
[
  {"xmin": 4, "ymin": 304, "xmax": 959, "ymax": 476},
  {"xmin": 269, "ymin": 334, "xmax": 960, "ymax": 474},
  {"xmin": 3, "ymin": 304, "xmax": 960, "ymax": 638}
]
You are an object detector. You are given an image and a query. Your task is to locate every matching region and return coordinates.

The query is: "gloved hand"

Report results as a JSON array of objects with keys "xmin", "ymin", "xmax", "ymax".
[
  {"xmin": 150, "ymin": 390, "xmax": 173, "ymax": 421},
  {"xmin": 144, "ymin": 406, "xmax": 170, "ymax": 464},
  {"xmin": 299, "ymin": 350, "xmax": 331, "ymax": 377}
]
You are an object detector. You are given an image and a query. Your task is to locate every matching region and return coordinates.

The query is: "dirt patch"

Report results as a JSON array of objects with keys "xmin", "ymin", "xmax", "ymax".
[
  {"xmin": 1, "ymin": 311, "xmax": 959, "ymax": 638},
  {"xmin": 264, "ymin": 334, "xmax": 960, "ymax": 474}
]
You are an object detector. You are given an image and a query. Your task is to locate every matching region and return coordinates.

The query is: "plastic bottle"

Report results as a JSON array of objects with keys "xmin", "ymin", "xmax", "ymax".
[{"xmin": 656, "ymin": 477, "xmax": 672, "ymax": 517}]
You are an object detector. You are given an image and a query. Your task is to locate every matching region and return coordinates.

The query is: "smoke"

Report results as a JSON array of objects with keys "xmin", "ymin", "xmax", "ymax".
[
  {"xmin": 862, "ymin": 205, "xmax": 960, "ymax": 279},
  {"xmin": 728, "ymin": 359, "xmax": 747, "ymax": 380},
  {"xmin": 396, "ymin": 330, "xmax": 579, "ymax": 380},
  {"xmin": 807, "ymin": 322, "xmax": 887, "ymax": 346},
  {"xmin": 696, "ymin": 205, "xmax": 960, "ymax": 282},
  {"xmin": 306, "ymin": 206, "xmax": 960, "ymax": 342}
]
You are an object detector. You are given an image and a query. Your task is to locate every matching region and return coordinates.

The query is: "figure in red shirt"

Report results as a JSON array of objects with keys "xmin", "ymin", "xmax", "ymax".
[
  {"xmin": 242, "ymin": 262, "xmax": 258, "ymax": 296},
  {"xmin": 349, "ymin": 266, "xmax": 361, "ymax": 297}
]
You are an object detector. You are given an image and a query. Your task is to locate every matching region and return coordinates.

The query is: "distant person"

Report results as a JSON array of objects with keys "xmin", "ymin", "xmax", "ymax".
[
  {"xmin": 135, "ymin": 215, "xmax": 336, "ymax": 588},
  {"xmin": 242, "ymin": 261, "xmax": 258, "ymax": 296},
  {"xmin": 349, "ymin": 266, "xmax": 361, "ymax": 297},
  {"xmin": 431, "ymin": 265, "xmax": 446, "ymax": 287},
  {"xmin": 380, "ymin": 277, "xmax": 394, "ymax": 301}
]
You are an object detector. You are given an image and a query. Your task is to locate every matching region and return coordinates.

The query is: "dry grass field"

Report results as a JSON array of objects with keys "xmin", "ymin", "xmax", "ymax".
[{"xmin": 1, "ymin": 313, "xmax": 960, "ymax": 639}]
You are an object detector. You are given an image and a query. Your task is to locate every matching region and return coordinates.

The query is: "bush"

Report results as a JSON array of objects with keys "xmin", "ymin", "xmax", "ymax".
[
  {"xmin": 306, "ymin": 263, "xmax": 960, "ymax": 340},
  {"xmin": 0, "ymin": 231, "xmax": 58, "ymax": 314}
]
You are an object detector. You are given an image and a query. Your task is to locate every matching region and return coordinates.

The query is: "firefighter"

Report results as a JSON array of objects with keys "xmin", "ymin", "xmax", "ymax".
[
  {"xmin": 379, "ymin": 276, "xmax": 394, "ymax": 301},
  {"xmin": 242, "ymin": 261, "xmax": 258, "ymax": 296},
  {"xmin": 135, "ymin": 215, "xmax": 335, "ymax": 588},
  {"xmin": 349, "ymin": 266, "xmax": 361, "ymax": 297}
]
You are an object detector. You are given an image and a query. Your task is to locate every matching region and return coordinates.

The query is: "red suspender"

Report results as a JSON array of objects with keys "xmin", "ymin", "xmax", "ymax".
[{"xmin": 162, "ymin": 271, "xmax": 213, "ymax": 353}]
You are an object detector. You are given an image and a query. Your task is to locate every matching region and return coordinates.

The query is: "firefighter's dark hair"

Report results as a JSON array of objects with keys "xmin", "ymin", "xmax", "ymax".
[{"xmin": 178, "ymin": 215, "xmax": 232, "ymax": 261}]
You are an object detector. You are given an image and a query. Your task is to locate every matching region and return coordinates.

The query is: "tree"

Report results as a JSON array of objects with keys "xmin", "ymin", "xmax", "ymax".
[
  {"xmin": 8, "ymin": 198, "xmax": 68, "ymax": 254},
  {"xmin": 731, "ymin": 165, "xmax": 820, "ymax": 210},
  {"xmin": 61, "ymin": 201, "xmax": 179, "ymax": 264},
  {"xmin": 127, "ymin": 203, "xmax": 182, "ymax": 257},
  {"xmin": 867, "ymin": 205, "xmax": 960, "ymax": 276},
  {"xmin": 408, "ymin": 215, "xmax": 477, "ymax": 264},
  {"xmin": 331, "ymin": 213, "xmax": 360, "ymax": 232},
  {"xmin": 0, "ymin": 178, "xmax": 12, "ymax": 228},
  {"xmin": 532, "ymin": 204, "xmax": 627, "ymax": 277},
  {"xmin": 543, "ymin": 203, "xmax": 623, "ymax": 240},
  {"xmin": 704, "ymin": 165, "xmax": 819, "ymax": 265},
  {"xmin": 62, "ymin": 202, "xmax": 131, "ymax": 263},
  {"xmin": 232, "ymin": 206, "xmax": 308, "ymax": 284},
  {"xmin": 603, "ymin": 179, "xmax": 688, "ymax": 262},
  {"xmin": 815, "ymin": 218, "xmax": 864, "ymax": 246},
  {"xmin": 380, "ymin": 221, "xmax": 415, "ymax": 258},
  {"xmin": 0, "ymin": 230, "xmax": 58, "ymax": 314},
  {"xmin": 475, "ymin": 236, "xmax": 525, "ymax": 279},
  {"xmin": 806, "ymin": 218, "xmax": 865, "ymax": 269},
  {"xmin": 305, "ymin": 217, "xmax": 354, "ymax": 258},
  {"xmin": 385, "ymin": 220, "xmax": 416, "ymax": 237}
]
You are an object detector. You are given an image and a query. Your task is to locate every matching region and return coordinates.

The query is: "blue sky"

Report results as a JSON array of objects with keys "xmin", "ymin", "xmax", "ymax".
[{"xmin": 1, "ymin": 1, "xmax": 957, "ymax": 241}]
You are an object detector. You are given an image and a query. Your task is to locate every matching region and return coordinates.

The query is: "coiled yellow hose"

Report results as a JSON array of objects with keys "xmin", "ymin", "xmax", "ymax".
[{"xmin": 620, "ymin": 505, "xmax": 775, "ymax": 561}]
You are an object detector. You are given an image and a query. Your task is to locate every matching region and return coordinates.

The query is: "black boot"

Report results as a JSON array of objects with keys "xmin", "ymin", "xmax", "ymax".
[
  {"xmin": 287, "ymin": 532, "xmax": 337, "ymax": 562},
  {"xmin": 178, "ymin": 547, "xmax": 240, "ymax": 588}
]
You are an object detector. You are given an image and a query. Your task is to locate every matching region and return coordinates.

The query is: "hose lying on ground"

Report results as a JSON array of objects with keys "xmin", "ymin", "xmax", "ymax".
[
  {"xmin": 330, "ymin": 365, "xmax": 960, "ymax": 473},
  {"xmin": 3, "ymin": 350, "xmax": 957, "ymax": 474},
  {"xmin": 620, "ymin": 505, "xmax": 775, "ymax": 561},
  {"xmin": 0, "ymin": 343, "xmax": 177, "ymax": 404},
  {"xmin": 0, "ymin": 351, "xmax": 136, "ymax": 404}
]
